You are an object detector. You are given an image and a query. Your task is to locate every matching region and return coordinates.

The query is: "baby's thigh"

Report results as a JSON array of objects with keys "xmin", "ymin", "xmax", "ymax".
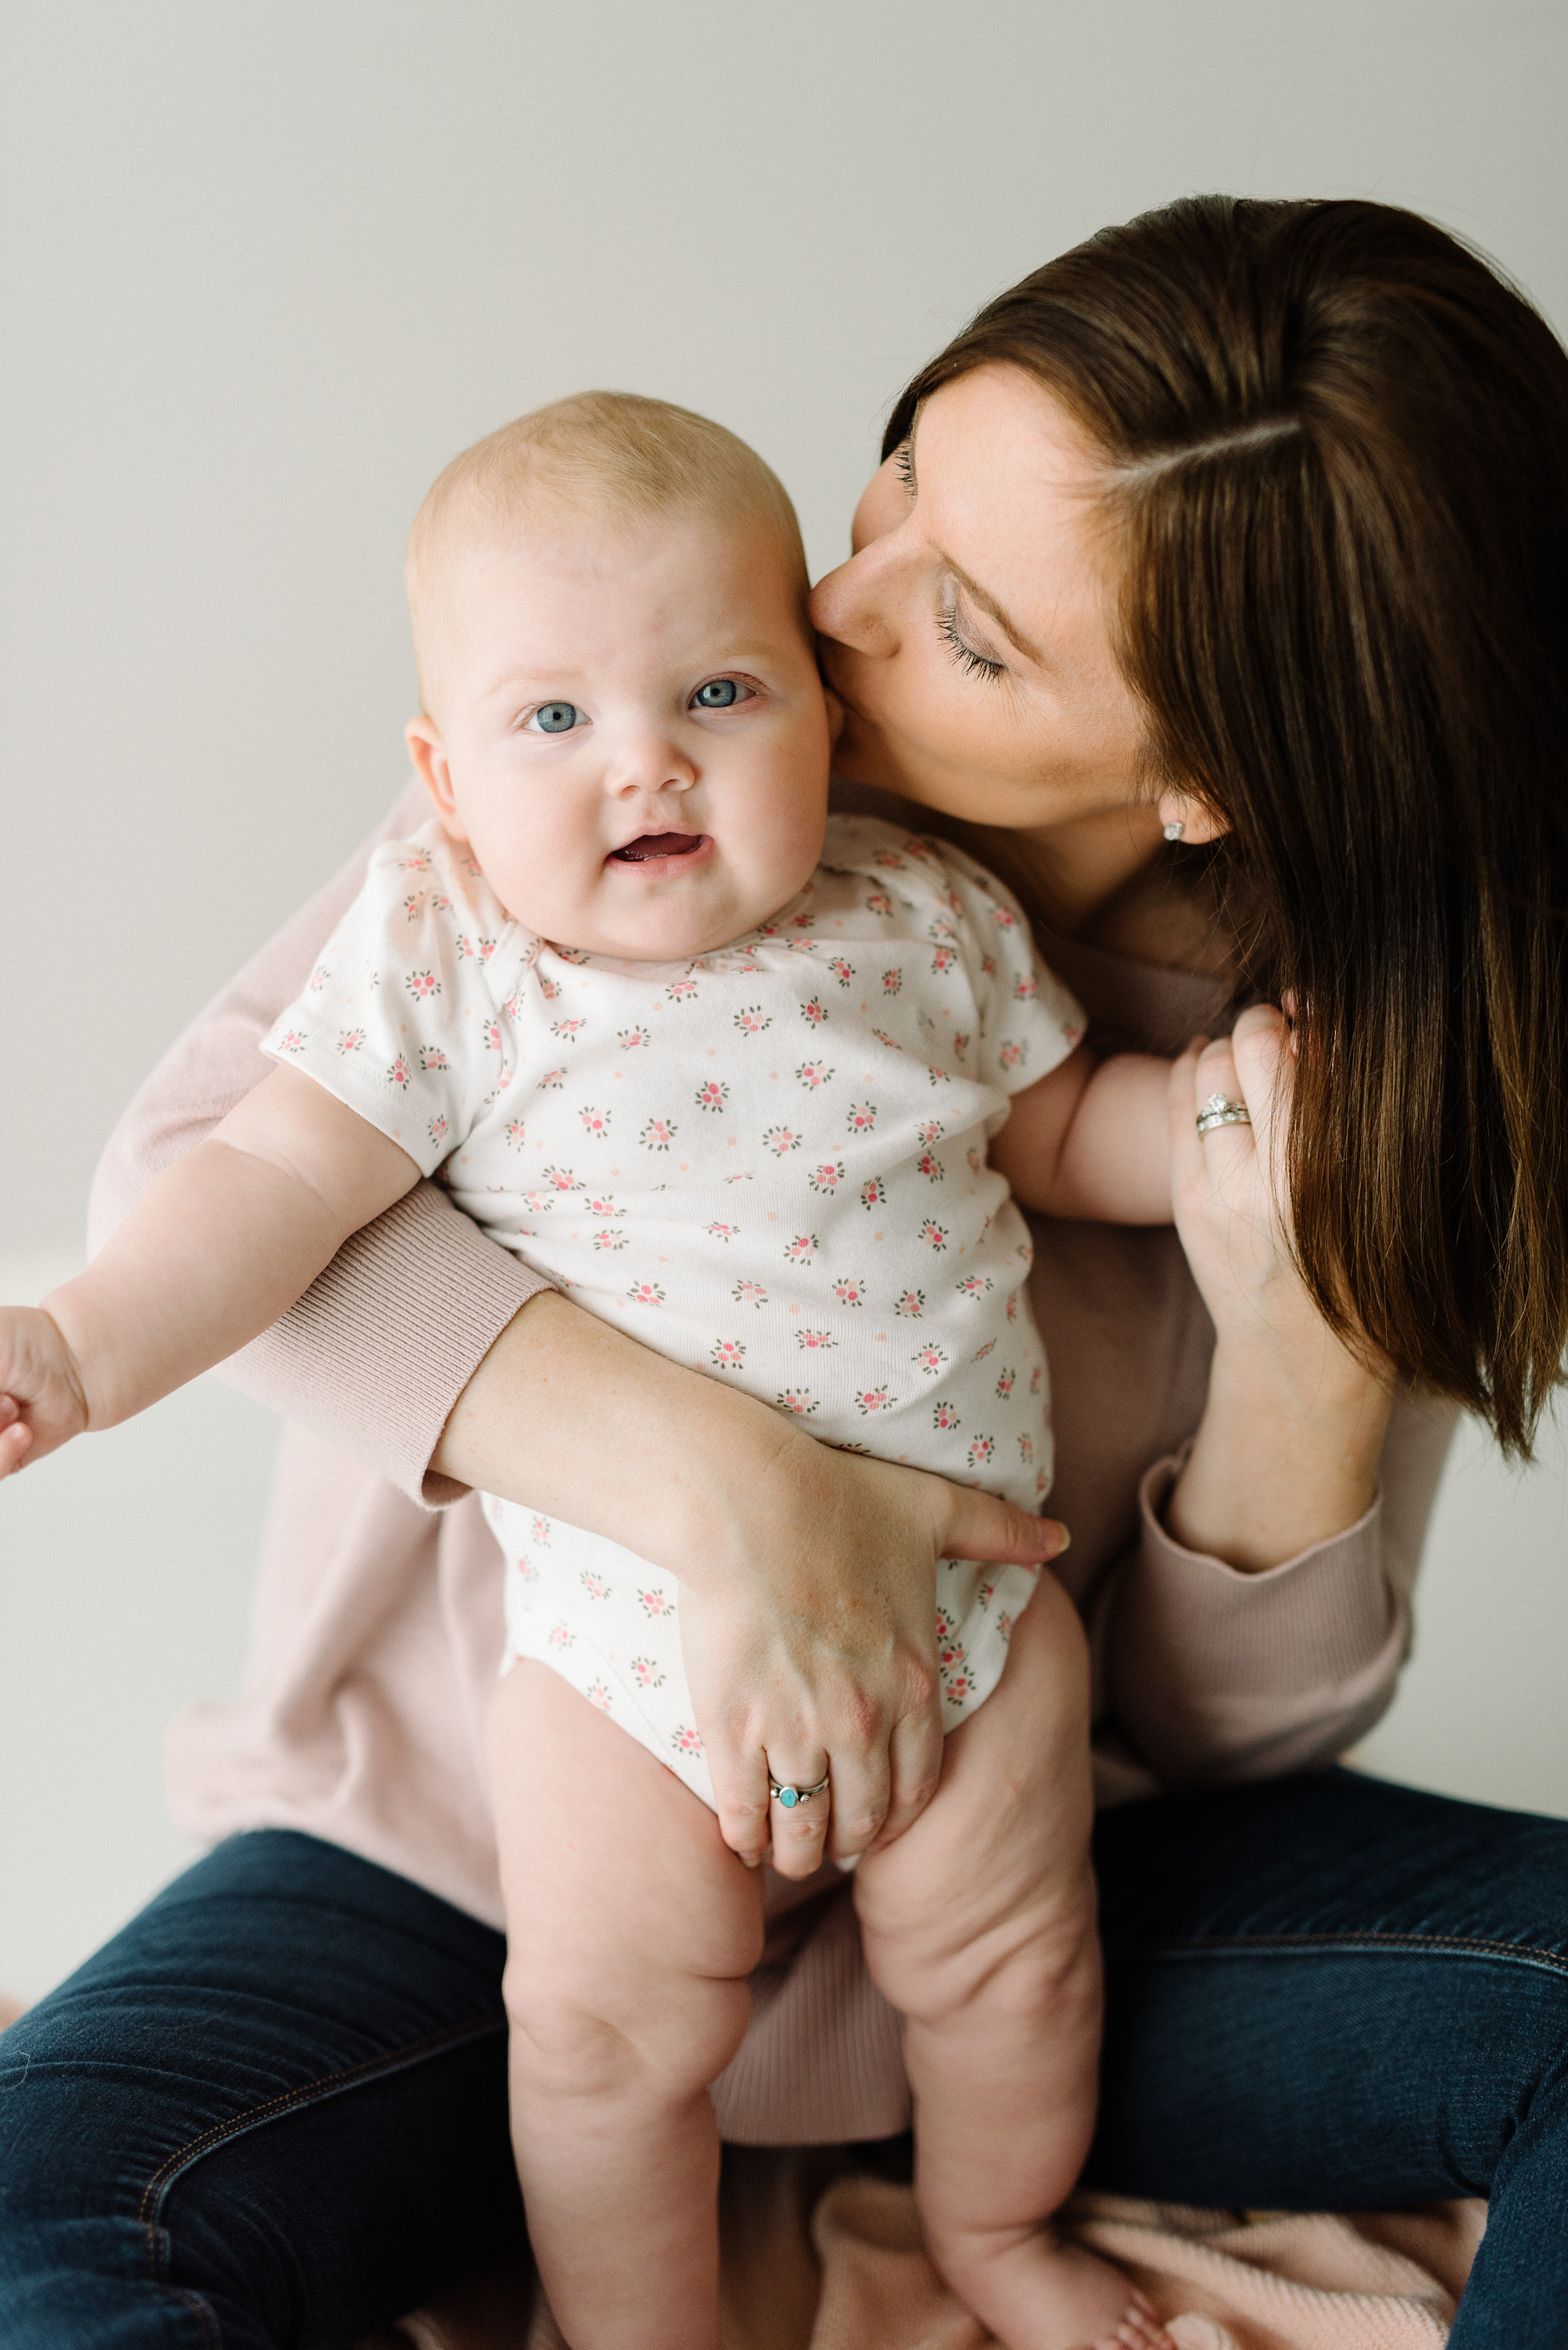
[
  {"xmin": 486, "ymin": 1663, "xmax": 764, "ymax": 2047},
  {"xmin": 854, "ymin": 1571, "xmax": 1097, "ymax": 1970}
]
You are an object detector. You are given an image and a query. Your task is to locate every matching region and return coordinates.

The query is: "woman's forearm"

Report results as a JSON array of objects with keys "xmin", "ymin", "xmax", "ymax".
[
  {"xmin": 431, "ymin": 1290, "xmax": 811, "ymax": 1577},
  {"xmin": 1108, "ymin": 1386, "xmax": 1456, "ymax": 1785},
  {"xmin": 1163, "ymin": 1330, "xmax": 1393, "ymax": 1571}
]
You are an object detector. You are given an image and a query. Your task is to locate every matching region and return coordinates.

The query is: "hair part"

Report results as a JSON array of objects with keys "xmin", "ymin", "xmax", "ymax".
[
  {"xmin": 406, "ymin": 390, "xmax": 808, "ymax": 712},
  {"xmin": 887, "ymin": 197, "xmax": 1568, "ymax": 1455}
]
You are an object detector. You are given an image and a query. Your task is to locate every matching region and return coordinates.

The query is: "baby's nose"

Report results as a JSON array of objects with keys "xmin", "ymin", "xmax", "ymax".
[{"xmin": 609, "ymin": 733, "xmax": 697, "ymax": 795}]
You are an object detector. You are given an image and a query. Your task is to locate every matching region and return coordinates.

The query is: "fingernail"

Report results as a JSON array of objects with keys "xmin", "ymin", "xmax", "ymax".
[
  {"xmin": 742, "ymin": 1853, "xmax": 761, "ymax": 1870},
  {"xmin": 1040, "ymin": 1518, "xmax": 1072, "ymax": 1556}
]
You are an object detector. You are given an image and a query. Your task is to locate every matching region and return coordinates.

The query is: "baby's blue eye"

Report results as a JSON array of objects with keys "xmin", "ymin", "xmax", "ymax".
[
  {"xmin": 533, "ymin": 702, "xmax": 582, "ymax": 733},
  {"xmin": 692, "ymin": 678, "xmax": 741, "ymax": 710}
]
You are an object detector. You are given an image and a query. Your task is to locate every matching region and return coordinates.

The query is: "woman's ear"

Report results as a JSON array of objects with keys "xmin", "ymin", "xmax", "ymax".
[
  {"xmin": 1156, "ymin": 787, "xmax": 1230, "ymax": 846},
  {"xmin": 406, "ymin": 717, "xmax": 470, "ymax": 843}
]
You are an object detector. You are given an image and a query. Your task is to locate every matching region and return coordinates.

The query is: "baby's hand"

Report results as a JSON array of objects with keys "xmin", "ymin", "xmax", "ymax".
[{"xmin": 0, "ymin": 1308, "xmax": 91, "ymax": 1479}]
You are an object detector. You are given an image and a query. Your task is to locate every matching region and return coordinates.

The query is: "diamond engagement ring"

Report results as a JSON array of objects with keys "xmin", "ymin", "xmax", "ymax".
[
  {"xmin": 1196, "ymin": 1091, "xmax": 1252, "ymax": 1138},
  {"xmin": 768, "ymin": 1772, "xmax": 831, "ymax": 1810}
]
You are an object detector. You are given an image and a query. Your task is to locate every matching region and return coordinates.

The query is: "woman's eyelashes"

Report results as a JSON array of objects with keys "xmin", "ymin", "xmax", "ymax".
[
  {"xmin": 894, "ymin": 439, "xmax": 916, "ymax": 494},
  {"xmin": 938, "ymin": 598, "xmax": 1007, "ymax": 684}
]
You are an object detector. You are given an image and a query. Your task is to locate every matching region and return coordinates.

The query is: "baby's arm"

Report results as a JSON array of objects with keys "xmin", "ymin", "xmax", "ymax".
[
  {"xmin": 0, "ymin": 1067, "xmax": 419, "ymax": 1476},
  {"xmin": 990, "ymin": 1044, "xmax": 1174, "ymax": 1224}
]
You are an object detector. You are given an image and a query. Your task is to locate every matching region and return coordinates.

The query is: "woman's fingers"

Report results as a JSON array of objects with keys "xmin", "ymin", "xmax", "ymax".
[
  {"xmin": 877, "ymin": 1705, "xmax": 947, "ymax": 1851},
  {"xmin": 935, "ymin": 1478, "xmax": 1072, "ymax": 1570},
  {"xmin": 825, "ymin": 1733, "xmax": 891, "ymax": 1865},
  {"xmin": 1167, "ymin": 1033, "xmax": 1211, "ymax": 1199},
  {"xmin": 1185, "ymin": 1010, "xmax": 1298, "ymax": 1241},
  {"xmin": 708, "ymin": 1734, "xmax": 774, "ymax": 1871},
  {"xmin": 764, "ymin": 1749, "xmax": 833, "ymax": 1880},
  {"xmin": 1191, "ymin": 1033, "xmax": 1258, "ymax": 1179},
  {"xmin": 1229, "ymin": 1002, "xmax": 1294, "ymax": 1189}
]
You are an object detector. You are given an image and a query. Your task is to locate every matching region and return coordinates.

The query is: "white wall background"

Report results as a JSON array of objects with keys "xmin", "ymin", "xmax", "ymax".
[{"xmin": 2, "ymin": 0, "xmax": 1566, "ymax": 2000}]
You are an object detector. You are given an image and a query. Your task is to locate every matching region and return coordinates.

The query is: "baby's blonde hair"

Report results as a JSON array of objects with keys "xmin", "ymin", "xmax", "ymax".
[{"xmin": 406, "ymin": 391, "xmax": 808, "ymax": 714}]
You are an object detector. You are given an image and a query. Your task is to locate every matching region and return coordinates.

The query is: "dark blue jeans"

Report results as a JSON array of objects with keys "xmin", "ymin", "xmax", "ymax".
[{"xmin": 2, "ymin": 1772, "xmax": 1564, "ymax": 2348}]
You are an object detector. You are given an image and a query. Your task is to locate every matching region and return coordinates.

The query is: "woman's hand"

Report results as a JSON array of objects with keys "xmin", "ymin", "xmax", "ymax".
[
  {"xmin": 676, "ymin": 1443, "xmax": 1068, "ymax": 1879},
  {"xmin": 1163, "ymin": 1004, "xmax": 1395, "ymax": 1571},
  {"xmin": 434, "ymin": 1292, "xmax": 1068, "ymax": 1876}
]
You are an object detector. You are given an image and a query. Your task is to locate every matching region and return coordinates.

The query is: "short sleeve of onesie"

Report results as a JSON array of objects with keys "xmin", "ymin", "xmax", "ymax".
[
  {"xmin": 817, "ymin": 820, "xmax": 1085, "ymax": 1101},
  {"xmin": 260, "ymin": 826, "xmax": 528, "ymax": 1175},
  {"xmin": 924, "ymin": 841, "xmax": 1086, "ymax": 1095}
]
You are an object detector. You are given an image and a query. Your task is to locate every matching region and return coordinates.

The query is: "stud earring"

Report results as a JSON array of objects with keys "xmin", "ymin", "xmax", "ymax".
[{"xmin": 1163, "ymin": 820, "xmax": 1185, "ymax": 843}]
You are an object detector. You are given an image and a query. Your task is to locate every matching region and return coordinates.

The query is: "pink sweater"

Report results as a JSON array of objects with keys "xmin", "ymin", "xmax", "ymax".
[{"xmin": 89, "ymin": 781, "xmax": 1457, "ymax": 2143}]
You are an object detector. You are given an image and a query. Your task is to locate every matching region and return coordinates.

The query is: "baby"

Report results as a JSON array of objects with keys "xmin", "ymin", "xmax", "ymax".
[{"xmin": 0, "ymin": 395, "xmax": 1176, "ymax": 2350}]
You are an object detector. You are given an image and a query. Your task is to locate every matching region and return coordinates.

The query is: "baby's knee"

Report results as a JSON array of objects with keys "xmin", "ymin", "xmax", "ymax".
[
  {"xmin": 866, "ymin": 1864, "xmax": 1102, "ymax": 2032},
  {"xmin": 503, "ymin": 1854, "xmax": 761, "ymax": 2105},
  {"xmin": 505, "ymin": 1949, "xmax": 753, "ymax": 2105}
]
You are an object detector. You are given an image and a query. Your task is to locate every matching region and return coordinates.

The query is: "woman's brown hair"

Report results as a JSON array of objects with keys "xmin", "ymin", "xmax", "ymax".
[{"xmin": 885, "ymin": 198, "xmax": 1568, "ymax": 1455}]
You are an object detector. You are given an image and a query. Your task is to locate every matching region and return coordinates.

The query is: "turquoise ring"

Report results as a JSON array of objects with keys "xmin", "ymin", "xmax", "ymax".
[{"xmin": 768, "ymin": 1771, "xmax": 830, "ymax": 1810}]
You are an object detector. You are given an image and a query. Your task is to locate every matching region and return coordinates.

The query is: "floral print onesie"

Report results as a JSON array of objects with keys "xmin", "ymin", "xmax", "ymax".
[{"xmin": 263, "ymin": 814, "xmax": 1084, "ymax": 1804}]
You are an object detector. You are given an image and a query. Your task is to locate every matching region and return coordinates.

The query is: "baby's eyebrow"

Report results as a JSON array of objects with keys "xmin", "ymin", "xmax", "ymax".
[{"xmin": 479, "ymin": 661, "xmax": 590, "ymax": 702}]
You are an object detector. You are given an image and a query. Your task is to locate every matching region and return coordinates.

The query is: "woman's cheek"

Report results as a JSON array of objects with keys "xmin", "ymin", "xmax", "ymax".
[{"xmin": 898, "ymin": 653, "xmax": 990, "ymax": 781}]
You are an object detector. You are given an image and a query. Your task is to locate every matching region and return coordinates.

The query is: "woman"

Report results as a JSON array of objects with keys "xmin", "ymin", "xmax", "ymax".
[{"xmin": 2, "ymin": 195, "xmax": 1563, "ymax": 2347}]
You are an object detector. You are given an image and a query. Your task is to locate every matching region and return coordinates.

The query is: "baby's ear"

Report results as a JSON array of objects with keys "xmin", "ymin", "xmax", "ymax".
[{"xmin": 406, "ymin": 717, "xmax": 470, "ymax": 843}]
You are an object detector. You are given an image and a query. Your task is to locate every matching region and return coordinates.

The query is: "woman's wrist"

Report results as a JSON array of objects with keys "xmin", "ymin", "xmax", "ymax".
[{"xmin": 1163, "ymin": 1329, "xmax": 1393, "ymax": 1573}]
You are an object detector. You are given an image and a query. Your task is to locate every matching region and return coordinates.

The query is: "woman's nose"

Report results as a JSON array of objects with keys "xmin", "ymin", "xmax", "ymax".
[{"xmin": 809, "ymin": 541, "xmax": 900, "ymax": 661}]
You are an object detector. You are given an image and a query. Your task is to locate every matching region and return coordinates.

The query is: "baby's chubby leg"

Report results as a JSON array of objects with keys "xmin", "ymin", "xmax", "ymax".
[
  {"xmin": 486, "ymin": 1663, "xmax": 764, "ymax": 2350},
  {"xmin": 853, "ymin": 1573, "xmax": 1172, "ymax": 2350}
]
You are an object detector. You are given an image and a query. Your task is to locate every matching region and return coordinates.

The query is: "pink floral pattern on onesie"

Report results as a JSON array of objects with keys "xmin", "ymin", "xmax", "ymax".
[{"xmin": 260, "ymin": 814, "xmax": 1085, "ymax": 1807}]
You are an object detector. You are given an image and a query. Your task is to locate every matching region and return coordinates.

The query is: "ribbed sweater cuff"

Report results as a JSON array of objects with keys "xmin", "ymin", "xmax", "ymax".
[
  {"xmin": 1126, "ymin": 1454, "xmax": 1391, "ymax": 1694},
  {"xmin": 216, "ymin": 1180, "xmax": 546, "ymax": 1506}
]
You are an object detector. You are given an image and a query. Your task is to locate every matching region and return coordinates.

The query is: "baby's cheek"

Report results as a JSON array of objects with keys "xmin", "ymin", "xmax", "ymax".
[{"xmin": 492, "ymin": 815, "xmax": 601, "ymax": 928}]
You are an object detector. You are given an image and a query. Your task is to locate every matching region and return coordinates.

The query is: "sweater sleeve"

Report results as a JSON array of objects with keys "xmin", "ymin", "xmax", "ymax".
[
  {"xmin": 86, "ymin": 783, "xmax": 549, "ymax": 1506},
  {"xmin": 1102, "ymin": 1389, "xmax": 1459, "ymax": 1783}
]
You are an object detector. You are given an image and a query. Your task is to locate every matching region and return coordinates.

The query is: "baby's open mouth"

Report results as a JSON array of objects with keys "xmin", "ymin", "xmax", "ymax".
[{"xmin": 610, "ymin": 832, "xmax": 706, "ymax": 863}]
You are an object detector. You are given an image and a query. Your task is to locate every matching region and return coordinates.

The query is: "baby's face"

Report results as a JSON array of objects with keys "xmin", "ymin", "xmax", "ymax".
[{"xmin": 407, "ymin": 508, "xmax": 831, "ymax": 962}]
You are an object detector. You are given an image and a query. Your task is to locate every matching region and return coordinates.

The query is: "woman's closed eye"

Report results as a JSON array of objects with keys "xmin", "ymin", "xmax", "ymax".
[
  {"xmin": 526, "ymin": 700, "xmax": 586, "ymax": 735},
  {"xmin": 938, "ymin": 594, "xmax": 1007, "ymax": 685}
]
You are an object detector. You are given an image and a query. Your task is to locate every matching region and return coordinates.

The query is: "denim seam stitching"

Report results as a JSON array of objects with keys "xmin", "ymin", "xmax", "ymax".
[
  {"xmin": 134, "ymin": 2009, "xmax": 506, "ymax": 2231},
  {"xmin": 1137, "ymin": 1928, "xmax": 1568, "ymax": 1974},
  {"xmin": 142, "ymin": 2225, "xmax": 221, "ymax": 2350},
  {"xmin": 172, "ymin": 2286, "xmax": 221, "ymax": 2350}
]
